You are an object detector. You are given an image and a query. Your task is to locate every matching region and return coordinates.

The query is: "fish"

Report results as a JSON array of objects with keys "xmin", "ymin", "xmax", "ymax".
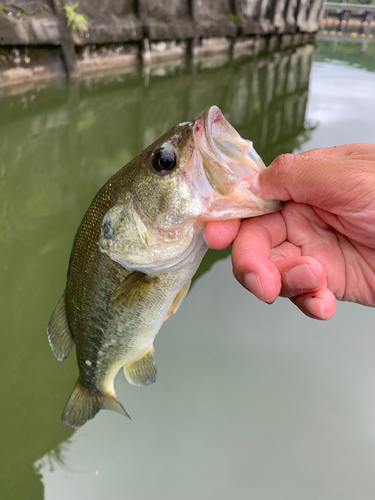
[{"xmin": 47, "ymin": 105, "xmax": 283, "ymax": 429}]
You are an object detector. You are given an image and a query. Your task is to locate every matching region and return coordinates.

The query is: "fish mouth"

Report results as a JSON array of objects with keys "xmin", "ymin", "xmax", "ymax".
[{"xmin": 194, "ymin": 105, "xmax": 284, "ymax": 219}]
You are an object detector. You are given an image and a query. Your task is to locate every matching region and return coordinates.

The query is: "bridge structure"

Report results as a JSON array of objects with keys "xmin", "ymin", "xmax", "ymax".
[{"xmin": 321, "ymin": 2, "xmax": 375, "ymax": 39}]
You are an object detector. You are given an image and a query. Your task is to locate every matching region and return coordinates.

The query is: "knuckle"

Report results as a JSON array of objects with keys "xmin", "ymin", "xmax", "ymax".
[
  {"xmin": 271, "ymin": 153, "xmax": 294, "ymax": 178},
  {"xmin": 269, "ymin": 153, "xmax": 299, "ymax": 199}
]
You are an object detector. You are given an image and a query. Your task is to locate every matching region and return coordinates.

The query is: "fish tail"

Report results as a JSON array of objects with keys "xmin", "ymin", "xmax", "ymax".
[{"xmin": 61, "ymin": 379, "xmax": 131, "ymax": 429}]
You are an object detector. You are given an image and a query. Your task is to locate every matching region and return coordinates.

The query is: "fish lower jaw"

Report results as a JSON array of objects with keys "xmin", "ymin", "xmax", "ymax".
[
  {"xmin": 105, "ymin": 230, "xmax": 207, "ymax": 275},
  {"xmin": 201, "ymin": 196, "xmax": 284, "ymax": 220}
]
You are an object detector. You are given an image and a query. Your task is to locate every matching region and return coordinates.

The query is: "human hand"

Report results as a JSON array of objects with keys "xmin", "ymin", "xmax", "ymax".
[{"xmin": 205, "ymin": 143, "xmax": 375, "ymax": 320}]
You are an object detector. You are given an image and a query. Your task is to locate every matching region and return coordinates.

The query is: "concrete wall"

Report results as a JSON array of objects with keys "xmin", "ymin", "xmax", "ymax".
[
  {"xmin": 68, "ymin": 0, "xmax": 143, "ymax": 45},
  {"xmin": 0, "ymin": 0, "xmax": 60, "ymax": 45},
  {"xmin": 0, "ymin": 0, "xmax": 324, "ymax": 45},
  {"xmin": 0, "ymin": 0, "xmax": 322, "ymax": 86},
  {"xmin": 193, "ymin": 0, "xmax": 237, "ymax": 38},
  {"xmin": 139, "ymin": 0, "xmax": 194, "ymax": 40}
]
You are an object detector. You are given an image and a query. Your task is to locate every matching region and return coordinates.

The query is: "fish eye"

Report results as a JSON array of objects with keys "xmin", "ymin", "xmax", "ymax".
[{"xmin": 151, "ymin": 149, "xmax": 177, "ymax": 174}]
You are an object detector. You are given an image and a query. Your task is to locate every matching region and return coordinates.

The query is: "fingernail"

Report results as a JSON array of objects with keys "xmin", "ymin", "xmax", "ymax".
[
  {"xmin": 285, "ymin": 263, "xmax": 319, "ymax": 290},
  {"xmin": 244, "ymin": 272, "xmax": 266, "ymax": 301},
  {"xmin": 249, "ymin": 173, "xmax": 260, "ymax": 194},
  {"xmin": 305, "ymin": 296, "xmax": 326, "ymax": 320}
]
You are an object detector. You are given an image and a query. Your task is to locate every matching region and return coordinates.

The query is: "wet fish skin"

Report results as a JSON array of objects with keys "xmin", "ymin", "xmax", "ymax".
[{"xmin": 47, "ymin": 106, "xmax": 283, "ymax": 429}]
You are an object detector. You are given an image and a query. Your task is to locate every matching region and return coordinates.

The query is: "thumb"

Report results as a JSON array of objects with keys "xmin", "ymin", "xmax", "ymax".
[{"xmin": 249, "ymin": 150, "xmax": 365, "ymax": 208}]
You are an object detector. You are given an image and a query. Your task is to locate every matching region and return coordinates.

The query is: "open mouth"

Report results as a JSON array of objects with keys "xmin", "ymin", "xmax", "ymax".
[
  {"xmin": 203, "ymin": 105, "xmax": 267, "ymax": 190},
  {"xmin": 193, "ymin": 105, "xmax": 283, "ymax": 218}
]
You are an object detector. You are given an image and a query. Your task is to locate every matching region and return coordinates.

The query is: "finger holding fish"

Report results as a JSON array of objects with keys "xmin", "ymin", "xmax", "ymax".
[
  {"xmin": 204, "ymin": 219, "xmax": 241, "ymax": 250},
  {"xmin": 230, "ymin": 214, "xmax": 334, "ymax": 319}
]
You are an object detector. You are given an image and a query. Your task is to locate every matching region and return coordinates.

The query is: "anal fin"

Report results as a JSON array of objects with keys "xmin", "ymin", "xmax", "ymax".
[
  {"xmin": 61, "ymin": 378, "xmax": 131, "ymax": 429},
  {"xmin": 124, "ymin": 345, "xmax": 157, "ymax": 386},
  {"xmin": 47, "ymin": 294, "xmax": 75, "ymax": 362},
  {"xmin": 164, "ymin": 280, "xmax": 191, "ymax": 321}
]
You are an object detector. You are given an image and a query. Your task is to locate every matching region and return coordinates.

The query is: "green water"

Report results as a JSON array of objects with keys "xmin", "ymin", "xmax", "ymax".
[{"xmin": 1, "ymin": 41, "xmax": 375, "ymax": 500}]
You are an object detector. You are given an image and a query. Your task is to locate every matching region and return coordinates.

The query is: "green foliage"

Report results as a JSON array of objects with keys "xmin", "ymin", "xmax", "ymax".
[
  {"xmin": 0, "ymin": 2, "xmax": 29, "ymax": 15},
  {"xmin": 240, "ymin": 15, "xmax": 247, "ymax": 23},
  {"xmin": 15, "ymin": 6, "xmax": 28, "ymax": 15},
  {"xmin": 229, "ymin": 12, "xmax": 237, "ymax": 22},
  {"xmin": 64, "ymin": 2, "xmax": 89, "ymax": 35},
  {"xmin": 0, "ymin": 2, "xmax": 8, "ymax": 15}
]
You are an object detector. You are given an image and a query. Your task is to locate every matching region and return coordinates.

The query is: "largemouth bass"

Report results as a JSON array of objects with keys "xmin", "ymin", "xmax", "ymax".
[{"xmin": 48, "ymin": 105, "xmax": 282, "ymax": 429}]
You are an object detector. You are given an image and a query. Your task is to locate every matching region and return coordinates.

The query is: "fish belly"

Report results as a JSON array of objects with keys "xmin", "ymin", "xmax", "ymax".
[{"xmin": 95, "ymin": 266, "xmax": 195, "ymax": 392}]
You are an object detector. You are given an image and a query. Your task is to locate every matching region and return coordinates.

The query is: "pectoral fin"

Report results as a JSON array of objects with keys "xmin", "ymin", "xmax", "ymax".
[
  {"xmin": 164, "ymin": 280, "xmax": 191, "ymax": 321},
  {"xmin": 47, "ymin": 294, "xmax": 75, "ymax": 362},
  {"xmin": 124, "ymin": 345, "xmax": 157, "ymax": 386},
  {"xmin": 110, "ymin": 271, "xmax": 159, "ymax": 309}
]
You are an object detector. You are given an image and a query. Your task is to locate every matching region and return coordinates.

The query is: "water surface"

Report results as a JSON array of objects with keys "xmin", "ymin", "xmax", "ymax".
[{"xmin": 1, "ymin": 40, "xmax": 375, "ymax": 500}]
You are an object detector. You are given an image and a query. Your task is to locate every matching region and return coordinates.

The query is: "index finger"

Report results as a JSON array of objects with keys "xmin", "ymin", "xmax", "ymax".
[
  {"xmin": 231, "ymin": 212, "xmax": 286, "ymax": 303},
  {"xmin": 204, "ymin": 219, "xmax": 241, "ymax": 250}
]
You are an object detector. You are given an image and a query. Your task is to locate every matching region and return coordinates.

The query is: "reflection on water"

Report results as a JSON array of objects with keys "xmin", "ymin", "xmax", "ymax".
[
  {"xmin": 316, "ymin": 37, "xmax": 375, "ymax": 73},
  {"xmin": 2, "ymin": 41, "xmax": 374, "ymax": 499},
  {"xmin": 0, "ymin": 44, "xmax": 315, "ymax": 499}
]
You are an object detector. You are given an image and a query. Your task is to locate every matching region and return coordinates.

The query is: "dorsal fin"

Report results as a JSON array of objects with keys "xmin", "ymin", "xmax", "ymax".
[
  {"xmin": 124, "ymin": 345, "xmax": 157, "ymax": 386},
  {"xmin": 47, "ymin": 294, "xmax": 75, "ymax": 362}
]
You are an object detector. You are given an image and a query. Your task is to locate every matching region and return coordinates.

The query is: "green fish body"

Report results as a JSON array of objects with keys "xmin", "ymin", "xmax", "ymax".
[{"xmin": 48, "ymin": 106, "xmax": 282, "ymax": 429}]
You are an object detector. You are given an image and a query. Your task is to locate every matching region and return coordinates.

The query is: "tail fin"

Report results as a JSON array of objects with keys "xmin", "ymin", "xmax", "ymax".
[{"xmin": 61, "ymin": 379, "xmax": 131, "ymax": 429}]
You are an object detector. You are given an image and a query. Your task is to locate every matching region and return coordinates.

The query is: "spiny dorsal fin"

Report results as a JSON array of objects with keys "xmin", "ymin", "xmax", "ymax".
[
  {"xmin": 47, "ymin": 294, "xmax": 75, "ymax": 362},
  {"xmin": 164, "ymin": 280, "xmax": 191, "ymax": 321},
  {"xmin": 61, "ymin": 378, "xmax": 131, "ymax": 429},
  {"xmin": 110, "ymin": 271, "xmax": 159, "ymax": 309},
  {"xmin": 124, "ymin": 345, "xmax": 157, "ymax": 386}
]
